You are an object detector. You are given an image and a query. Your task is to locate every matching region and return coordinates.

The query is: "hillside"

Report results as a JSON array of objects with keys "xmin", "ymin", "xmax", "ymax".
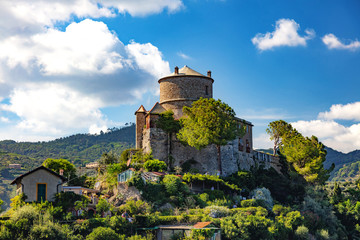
[
  {"xmin": 324, "ymin": 147, "xmax": 360, "ymax": 180},
  {"xmin": 0, "ymin": 124, "xmax": 135, "ymax": 209},
  {"xmin": 0, "ymin": 124, "xmax": 135, "ymax": 168},
  {"xmin": 332, "ymin": 161, "xmax": 360, "ymax": 182}
]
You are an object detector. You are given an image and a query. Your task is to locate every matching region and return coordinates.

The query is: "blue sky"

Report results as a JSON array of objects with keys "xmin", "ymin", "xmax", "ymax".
[{"xmin": 0, "ymin": 0, "xmax": 359, "ymax": 153}]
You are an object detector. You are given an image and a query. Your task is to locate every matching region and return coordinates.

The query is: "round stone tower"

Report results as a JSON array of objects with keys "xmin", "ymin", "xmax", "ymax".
[{"xmin": 158, "ymin": 65, "xmax": 214, "ymax": 119}]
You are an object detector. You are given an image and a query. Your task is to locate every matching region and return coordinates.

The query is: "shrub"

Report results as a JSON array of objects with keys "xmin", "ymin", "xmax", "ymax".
[
  {"xmin": 11, "ymin": 205, "xmax": 39, "ymax": 225},
  {"xmin": 118, "ymin": 200, "xmax": 152, "ymax": 216},
  {"xmin": 316, "ymin": 229, "xmax": 329, "ymax": 240},
  {"xmin": 127, "ymin": 234, "xmax": 148, "ymax": 240},
  {"xmin": 109, "ymin": 216, "xmax": 132, "ymax": 235},
  {"xmin": 205, "ymin": 205, "xmax": 230, "ymax": 218},
  {"xmin": 0, "ymin": 225, "xmax": 12, "ymax": 240},
  {"xmin": 241, "ymin": 199, "xmax": 258, "ymax": 208},
  {"xmin": 272, "ymin": 204, "xmax": 291, "ymax": 216},
  {"xmin": 221, "ymin": 212, "xmax": 273, "ymax": 240},
  {"xmin": 295, "ymin": 225, "xmax": 309, "ymax": 240},
  {"xmin": 250, "ymin": 187, "xmax": 273, "ymax": 210},
  {"xmin": 144, "ymin": 159, "xmax": 167, "ymax": 172},
  {"xmin": 86, "ymin": 227, "xmax": 120, "ymax": 240},
  {"xmin": 128, "ymin": 173, "xmax": 145, "ymax": 191},
  {"xmin": 96, "ymin": 199, "xmax": 110, "ymax": 215},
  {"xmin": 29, "ymin": 221, "xmax": 67, "ymax": 240}
]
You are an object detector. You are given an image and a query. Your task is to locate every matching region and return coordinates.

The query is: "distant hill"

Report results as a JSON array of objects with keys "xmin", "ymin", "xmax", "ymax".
[
  {"xmin": 0, "ymin": 124, "xmax": 135, "ymax": 169},
  {"xmin": 324, "ymin": 147, "xmax": 360, "ymax": 180},
  {"xmin": 332, "ymin": 161, "xmax": 360, "ymax": 182}
]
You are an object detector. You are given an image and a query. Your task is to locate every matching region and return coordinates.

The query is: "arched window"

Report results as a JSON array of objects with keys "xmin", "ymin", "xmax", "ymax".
[{"xmin": 205, "ymin": 86, "xmax": 209, "ymax": 95}]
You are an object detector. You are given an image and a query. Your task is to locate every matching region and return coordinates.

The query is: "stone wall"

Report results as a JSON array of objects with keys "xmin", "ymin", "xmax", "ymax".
[{"xmin": 141, "ymin": 128, "xmax": 278, "ymax": 176}]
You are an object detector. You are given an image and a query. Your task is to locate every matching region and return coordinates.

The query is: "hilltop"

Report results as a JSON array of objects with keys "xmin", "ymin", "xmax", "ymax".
[{"xmin": 0, "ymin": 124, "xmax": 135, "ymax": 170}]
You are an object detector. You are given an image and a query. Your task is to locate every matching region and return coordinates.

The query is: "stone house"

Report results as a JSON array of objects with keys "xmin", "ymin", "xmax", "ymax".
[
  {"xmin": 135, "ymin": 65, "xmax": 279, "ymax": 176},
  {"xmin": 10, "ymin": 165, "xmax": 67, "ymax": 202}
]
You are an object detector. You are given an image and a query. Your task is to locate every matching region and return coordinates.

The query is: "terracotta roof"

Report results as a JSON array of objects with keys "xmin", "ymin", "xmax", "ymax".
[
  {"xmin": 148, "ymin": 102, "xmax": 166, "ymax": 114},
  {"xmin": 193, "ymin": 222, "xmax": 212, "ymax": 229},
  {"xmin": 135, "ymin": 105, "xmax": 147, "ymax": 114},
  {"xmin": 10, "ymin": 165, "xmax": 67, "ymax": 185},
  {"xmin": 150, "ymin": 172, "xmax": 166, "ymax": 176}
]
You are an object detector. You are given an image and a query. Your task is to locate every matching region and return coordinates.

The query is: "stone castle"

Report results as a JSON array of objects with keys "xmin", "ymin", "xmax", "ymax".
[{"xmin": 135, "ymin": 66, "xmax": 279, "ymax": 176}]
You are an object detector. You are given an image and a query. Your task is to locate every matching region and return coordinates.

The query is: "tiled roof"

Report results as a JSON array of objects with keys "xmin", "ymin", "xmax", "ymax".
[
  {"xmin": 10, "ymin": 165, "xmax": 67, "ymax": 185},
  {"xmin": 148, "ymin": 102, "xmax": 166, "ymax": 114},
  {"xmin": 193, "ymin": 222, "xmax": 212, "ymax": 229}
]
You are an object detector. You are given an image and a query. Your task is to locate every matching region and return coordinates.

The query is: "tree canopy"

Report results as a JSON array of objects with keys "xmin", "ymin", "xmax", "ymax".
[
  {"xmin": 156, "ymin": 110, "xmax": 181, "ymax": 134},
  {"xmin": 267, "ymin": 120, "xmax": 331, "ymax": 184},
  {"xmin": 177, "ymin": 98, "xmax": 244, "ymax": 174},
  {"xmin": 266, "ymin": 120, "xmax": 298, "ymax": 155},
  {"xmin": 42, "ymin": 158, "xmax": 76, "ymax": 179}
]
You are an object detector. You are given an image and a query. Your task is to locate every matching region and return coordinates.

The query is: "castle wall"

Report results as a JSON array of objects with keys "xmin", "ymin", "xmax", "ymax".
[
  {"xmin": 160, "ymin": 100, "xmax": 194, "ymax": 120},
  {"xmin": 141, "ymin": 128, "xmax": 276, "ymax": 176}
]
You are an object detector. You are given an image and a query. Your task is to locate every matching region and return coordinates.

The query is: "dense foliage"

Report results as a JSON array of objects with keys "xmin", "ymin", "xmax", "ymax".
[
  {"xmin": 267, "ymin": 120, "xmax": 331, "ymax": 184},
  {"xmin": 177, "ymin": 98, "xmax": 244, "ymax": 174}
]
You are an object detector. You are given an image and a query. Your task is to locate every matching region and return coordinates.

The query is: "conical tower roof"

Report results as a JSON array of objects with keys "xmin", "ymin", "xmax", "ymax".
[{"xmin": 168, "ymin": 65, "xmax": 205, "ymax": 77}]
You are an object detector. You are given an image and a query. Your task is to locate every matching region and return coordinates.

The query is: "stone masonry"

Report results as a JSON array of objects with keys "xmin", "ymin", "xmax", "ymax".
[{"xmin": 135, "ymin": 65, "xmax": 279, "ymax": 176}]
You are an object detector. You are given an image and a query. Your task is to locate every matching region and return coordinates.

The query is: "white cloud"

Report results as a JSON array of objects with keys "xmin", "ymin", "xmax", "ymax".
[
  {"xmin": 288, "ymin": 102, "xmax": 360, "ymax": 153},
  {"xmin": 253, "ymin": 133, "xmax": 273, "ymax": 150},
  {"xmin": 126, "ymin": 41, "xmax": 171, "ymax": 79},
  {"xmin": 0, "ymin": 1, "xmax": 178, "ymax": 140},
  {"xmin": 292, "ymin": 120, "xmax": 347, "ymax": 140},
  {"xmin": 322, "ymin": 34, "xmax": 360, "ymax": 50},
  {"xmin": 292, "ymin": 119, "xmax": 360, "ymax": 153},
  {"xmin": 0, "ymin": 19, "xmax": 126, "ymax": 75},
  {"xmin": 0, "ymin": 0, "xmax": 183, "ymax": 38},
  {"xmin": 1, "ymin": 83, "xmax": 107, "ymax": 135},
  {"xmin": 101, "ymin": 0, "xmax": 184, "ymax": 17},
  {"xmin": 0, "ymin": 19, "xmax": 171, "ymax": 104},
  {"xmin": 0, "ymin": 117, "xmax": 9, "ymax": 123},
  {"xmin": 177, "ymin": 52, "xmax": 191, "ymax": 60},
  {"xmin": 252, "ymin": 19, "xmax": 315, "ymax": 51},
  {"xmin": 318, "ymin": 102, "xmax": 360, "ymax": 121}
]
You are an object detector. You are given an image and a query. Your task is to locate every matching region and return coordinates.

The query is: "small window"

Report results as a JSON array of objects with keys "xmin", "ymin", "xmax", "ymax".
[{"xmin": 205, "ymin": 86, "xmax": 209, "ymax": 95}]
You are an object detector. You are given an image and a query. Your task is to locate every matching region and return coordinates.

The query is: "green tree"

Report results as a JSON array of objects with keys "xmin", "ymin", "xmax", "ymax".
[
  {"xmin": 96, "ymin": 198, "xmax": 110, "ymax": 216},
  {"xmin": 281, "ymin": 135, "xmax": 329, "ymax": 184},
  {"xmin": 144, "ymin": 159, "xmax": 167, "ymax": 172},
  {"xmin": 156, "ymin": 110, "xmax": 181, "ymax": 169},
  {"xmin": 177, "ymin": 98, "xmax": 244, "ymax": 175},
  {"xmin": 267, "ymin": 120, "xmax": 331, "ymax": 184},
  {"xmin": 0, "ymin": 198, "xmax": 3, "ymax": 213},
  {"xmin": 266, "ymin": 120, "xmax": 298, "ymax": 155},
  {"xmin": 99, "ymin": 151, "xmax": 119, "ymax": 165},
  {"xmin": 86, "ymin": 227, "xmax": 120, "ymax": 240},
  {"xmin": 331, "ymin": 182, "xmax": 343, "ymax": 204},
  {"xmin": 43, "ymin": 158, "xmax": 76, "ymax": 179}
]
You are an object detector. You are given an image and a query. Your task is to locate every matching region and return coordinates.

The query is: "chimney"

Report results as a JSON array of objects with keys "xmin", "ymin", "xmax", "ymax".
[
  {"xmin": 175, "ymin": 66, "xmax": 179, "ymax": 74},
  {"xmin": 59, "ymin": 169, "xmax": 64, "ymax": 176},
  {"xmin": 207, "ymin": 71, "xmax": 211, "ymax": 77}
]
